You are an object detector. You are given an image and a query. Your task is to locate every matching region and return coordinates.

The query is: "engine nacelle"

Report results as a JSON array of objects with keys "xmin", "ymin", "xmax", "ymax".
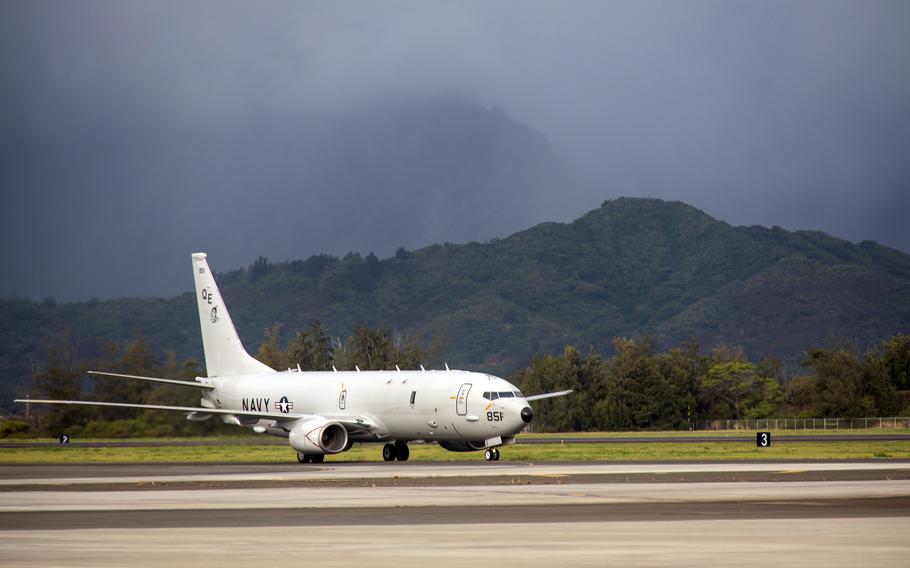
[
  {"xmin": 289, "ymin": 418, "xmax": 349, "ymax": 455},
  {"xmin": 438, "ymin": 440, "xmax": 487, "ymax": 453}
]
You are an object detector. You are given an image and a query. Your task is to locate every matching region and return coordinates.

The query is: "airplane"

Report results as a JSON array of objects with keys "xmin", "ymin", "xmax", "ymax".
[{"xmin": 16, "ymin": 253, "xmax": 571, "ymax": 462}]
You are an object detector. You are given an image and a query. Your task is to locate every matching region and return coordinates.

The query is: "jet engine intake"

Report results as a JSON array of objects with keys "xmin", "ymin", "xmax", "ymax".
[{"xmin": 289, "ymin": 418, "xmax": 349, "ymax": 454}]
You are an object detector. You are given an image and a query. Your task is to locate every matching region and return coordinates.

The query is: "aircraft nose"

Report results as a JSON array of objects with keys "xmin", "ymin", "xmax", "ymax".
[{"xmin": 520, "ymin": 406, "xmax": 533, "ymax": 423}]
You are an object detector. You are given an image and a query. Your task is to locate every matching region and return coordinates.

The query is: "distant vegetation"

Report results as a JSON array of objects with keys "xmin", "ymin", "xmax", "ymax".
[
  {"xmin": 3, "ymin": 321, "xmax": 908, "ymax": 437},
  {"xmin": 517, "ymin": 335, "xmax": 910, "ymax": 432},
  {"xmin": 2, "ymin": 198, "xmax": 909, "ymax": 416}
]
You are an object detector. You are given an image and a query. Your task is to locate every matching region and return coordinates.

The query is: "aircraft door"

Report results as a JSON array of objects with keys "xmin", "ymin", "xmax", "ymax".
[{"xmin": 455, "ymin": 383, "xmax": 471, "ymax": 416}]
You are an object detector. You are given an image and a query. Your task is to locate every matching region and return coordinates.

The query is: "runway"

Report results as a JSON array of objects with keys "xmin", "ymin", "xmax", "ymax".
[{"xmin": 1, "ymin": 460, "xmax": 908, "ymax": 567}]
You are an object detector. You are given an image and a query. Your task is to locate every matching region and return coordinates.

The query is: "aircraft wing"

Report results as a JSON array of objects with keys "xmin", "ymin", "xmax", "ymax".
[
  {"xmin": 15, "ymin": 399, "xmax": 379, "ymax": 433},
  {"xmin": 320, "ymin": 414, "xmax": 376, "ymax": 433},
  {"xmin": 13, "ymin": 399, "xmax": 304, "ymax": 421},
  {"xmin": 524, "ymin": 389, "xmax": 574, "ymax": 402}
]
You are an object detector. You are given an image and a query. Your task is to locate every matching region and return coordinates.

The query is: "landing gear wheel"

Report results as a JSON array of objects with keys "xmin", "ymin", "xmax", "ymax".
[
  {"xmin": 297, "ymin": 452, "xmax": 311, "ymax": 464},
  {"xmin": 492, "ymin": 448, "xmax": 500, "ymax": 461},
  {"xmin": 395, "ymin": 442, "xmax": 410, "ymax": 462},
  {"xmin": 382, "ymin": 443, "xmax": 398, "ymax": 462},
  {"xmin": 311, "ymin": 454, "xmax": 325, "ymax": 463},
  {"xmin": 484, "ymin": 449, "xmax": 494, "ymax": 462}
]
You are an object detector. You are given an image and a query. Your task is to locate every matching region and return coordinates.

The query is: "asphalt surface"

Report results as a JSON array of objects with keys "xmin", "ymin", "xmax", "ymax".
[
  {"xmin": 3, "ymin": 497, "xmax": 907, "ymax": 530},
  {"xmin": 3, "ymin": 459, "xmax": 910, "ymax": 481},
  {"xmin": 2, "ymin": 464, "xmax": 909, "ymax": 491},
  {"xmin": 2, "ymin": 460, "xmax": 907, "ymax": 567}
]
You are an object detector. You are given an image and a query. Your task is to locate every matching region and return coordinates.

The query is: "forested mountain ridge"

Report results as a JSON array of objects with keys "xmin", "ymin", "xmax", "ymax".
[{"xmin": 2, "ymin": 197, "xmax": 908, "ymax": 410}]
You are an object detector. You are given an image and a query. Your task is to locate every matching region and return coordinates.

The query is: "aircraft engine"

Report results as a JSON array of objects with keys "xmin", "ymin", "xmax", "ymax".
[
  {"xmin": 438, "ymin": 440, "xmax": 487, "ymax": 452},
  {"xmin": 289, "ymin": 418, "xmax": 349, "ymax": 454}
]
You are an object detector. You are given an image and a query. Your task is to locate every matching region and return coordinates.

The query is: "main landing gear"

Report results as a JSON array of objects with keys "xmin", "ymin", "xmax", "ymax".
[
  {"xmin": 484, "ymin": 448, "xmax": 501, "ymax": 462},
  {"xmin": 382, "ymin": 441, "xmax": 410, "ymax": 462},
  {"xmin": 297, "ymin": 453, "xmax": 325, "ymax": 464}
]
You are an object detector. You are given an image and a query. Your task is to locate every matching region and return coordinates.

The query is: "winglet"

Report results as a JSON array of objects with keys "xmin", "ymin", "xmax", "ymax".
[{"xmin": 524, "ymin": 389, "xmax": 574, "ymax": 402}]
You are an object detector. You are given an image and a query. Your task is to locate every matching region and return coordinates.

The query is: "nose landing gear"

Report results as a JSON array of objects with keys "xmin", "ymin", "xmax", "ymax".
[{"xmin": 484, "ymin": 448, "xmax": 500, "ymax": 461}]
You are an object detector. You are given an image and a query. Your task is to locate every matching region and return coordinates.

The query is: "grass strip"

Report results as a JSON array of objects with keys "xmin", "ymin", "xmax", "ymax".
[{"xmin": 1, "ymin": 440, "xmax": 908, "ymax": 463}]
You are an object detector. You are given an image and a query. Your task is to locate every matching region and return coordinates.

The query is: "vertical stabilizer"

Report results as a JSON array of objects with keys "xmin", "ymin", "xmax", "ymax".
[{"xmin": 191, "ymin": 253, "xmax": 274, "ymax": 377}]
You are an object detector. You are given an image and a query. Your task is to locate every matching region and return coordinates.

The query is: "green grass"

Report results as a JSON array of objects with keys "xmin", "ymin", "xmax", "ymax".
[
  {"xmin": 1, "ymin": 440, "xmax": 908, "ymax": 463},
  {"xmin": 519, "ymin": 428, "xmax": 910, "ymax": 439},
  {"xmin": 0, "ymin": 435, "xmax": 283, "ymax": 445},
  {"xmin": 4, "ymin": 428, "xmax": 907, "ymax": 445}
]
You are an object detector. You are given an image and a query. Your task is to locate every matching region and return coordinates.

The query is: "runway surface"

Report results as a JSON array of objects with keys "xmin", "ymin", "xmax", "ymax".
[{"xmin": 1, "ymin": 460, "xmax": 908, "ymax": 567}]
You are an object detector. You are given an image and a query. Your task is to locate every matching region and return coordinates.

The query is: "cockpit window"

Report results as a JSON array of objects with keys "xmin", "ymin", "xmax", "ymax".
[{"xmin": 484, "ymin": 391, "xmax": 521, "ymax": 399}]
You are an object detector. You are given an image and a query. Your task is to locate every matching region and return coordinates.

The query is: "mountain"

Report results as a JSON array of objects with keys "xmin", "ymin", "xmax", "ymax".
[{"xmin": 2, "ymin": 198, "xmax": 908, "ymax": 410}]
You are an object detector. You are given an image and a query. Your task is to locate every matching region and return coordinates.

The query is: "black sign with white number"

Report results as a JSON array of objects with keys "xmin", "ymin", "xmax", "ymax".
[
  {"xmin": 756, "ymin": 431, "xmax": 771, "ymax": 447},
  {"xmin": 59, "ymin": 434, "xmax": 70, "ymax": 444}
]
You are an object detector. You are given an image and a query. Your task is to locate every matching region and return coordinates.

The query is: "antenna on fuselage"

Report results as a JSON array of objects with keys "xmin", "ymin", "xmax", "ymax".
[
  {"xmin": 355, "ymin": 365, "xmax": 361, "ymax": 372},
  {"xmin": 420, "ymin": 364, "xmax": 426, "ymax": 371},
  {"xmin": 332, "ymin": 366, "xmax": 337, "ymax": 372},
  {"xmin": 395, "ymin": 365, "xmax": 401, "ymax": 372},
  {"xmin": 445, "ymin": 362, "xmax": 450, "ymax": 371}
]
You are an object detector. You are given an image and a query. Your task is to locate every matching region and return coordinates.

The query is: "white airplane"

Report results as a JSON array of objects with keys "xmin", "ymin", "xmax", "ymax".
[{"xmin": 17, "ymin": 253, "xmax": 571, "ymax": 462}]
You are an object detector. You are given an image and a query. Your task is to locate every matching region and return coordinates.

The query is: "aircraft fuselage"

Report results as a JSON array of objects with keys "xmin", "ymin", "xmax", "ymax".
[{"xmin": 208, "ymin": 369, "xmax": 530, "ymax": 443}]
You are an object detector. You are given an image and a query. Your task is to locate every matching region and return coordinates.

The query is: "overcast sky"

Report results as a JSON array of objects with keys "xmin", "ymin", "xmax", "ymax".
[{"xmin": 2, "ymin": 1, "xmax": 909, "ymax": 300}]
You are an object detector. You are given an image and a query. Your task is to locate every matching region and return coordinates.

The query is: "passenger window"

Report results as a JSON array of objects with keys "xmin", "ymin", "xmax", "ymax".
[{"xmin": 410, "ymin": 391, "xmax": 416, "ymax": 405}]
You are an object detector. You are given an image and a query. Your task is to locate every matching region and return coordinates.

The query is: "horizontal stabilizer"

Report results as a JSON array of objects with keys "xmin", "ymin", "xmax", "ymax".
[
  {"xmin": 524, "ymin": 389, "xmax": 574, "ymax": 402},
  {"xmin": 87, "ymin": 371, "xmax": 214, "ymax": 389}
]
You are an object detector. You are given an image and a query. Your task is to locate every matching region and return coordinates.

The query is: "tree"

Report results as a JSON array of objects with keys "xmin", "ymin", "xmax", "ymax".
[
  {"xmin": 256, "ymin": 323, "xmax": 287, "ymax": 370},
  {"xmin": 804, "ymin": 348, "xmax": 863, "ymax": 417},
  {"xmin": 247, "ymin": 256, "xmax": 271, "ymax": 282},
  {"xmin": 288, "ymin": 320, "xmax": 335, "ymax": 371},
  {"xmin": 860, "ymin": 352, "xmax": 901, "ymax": 415},
  {"xmin": 347, "ymin": 326, "xmax": 396, "ymax": 370},
  {"xmin": 653, "ymin": 346, "xmax": 701, "ymax": 428},
  {"xmin": 515, "ymin": 346, "xmax": 599, "ymax": 432},
  {"xmin": 90, "ymin": 333, "xmax": 158, "ymax": 420},
  {"xmin": 700, "ymin": 361, "xmax": 758, "ymax": 420},
  {"xmin": 882, "ymin": 334, "xmax": 910, "ymax": 391},
  {"xmin": 593, "ymin": 337, "xmax": 695, "ymax": 430},
  {"xmin": 33, "ymin": 328, "xmax": 85, "ymax": 434}
]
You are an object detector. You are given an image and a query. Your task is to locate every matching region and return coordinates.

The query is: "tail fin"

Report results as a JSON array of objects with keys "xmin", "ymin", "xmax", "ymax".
[{"xmin": 191, "ymin": 253, "xmax": 274, "ymax": 377}]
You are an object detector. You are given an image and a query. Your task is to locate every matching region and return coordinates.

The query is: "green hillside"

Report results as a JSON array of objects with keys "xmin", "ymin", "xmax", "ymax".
[{"xmin": 2, "ymin": 198, "xmax": 909, "ymax": 409}]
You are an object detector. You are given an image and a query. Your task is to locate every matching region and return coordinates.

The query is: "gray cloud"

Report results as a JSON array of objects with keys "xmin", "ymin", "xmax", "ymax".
[{"xmin": 2, "ymin": 1, "xmax": 908, "ymax": 300}]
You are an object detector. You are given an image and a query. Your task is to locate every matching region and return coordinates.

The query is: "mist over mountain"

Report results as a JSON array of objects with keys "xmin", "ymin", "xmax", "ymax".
[
  {"xmin": 2, "ymin": 197, "xmax": 908, "ymax": 411},
  {"xmin": 4, "ymin": 2, "xmax": 909, "ymax": 307},
  {"xmin": 0, "ymin": 95, "xmax": 582, "ymax": 301}
]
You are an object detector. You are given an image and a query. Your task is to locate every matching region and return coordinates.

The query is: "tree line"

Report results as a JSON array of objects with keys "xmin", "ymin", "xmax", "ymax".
[
  {"xmin": 513, "ymin": 335, "xmax": 910, "ymax": 431},
  {"xmin": 3, "ymin": 324, "xmax": 908, "ymax": 437}
]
